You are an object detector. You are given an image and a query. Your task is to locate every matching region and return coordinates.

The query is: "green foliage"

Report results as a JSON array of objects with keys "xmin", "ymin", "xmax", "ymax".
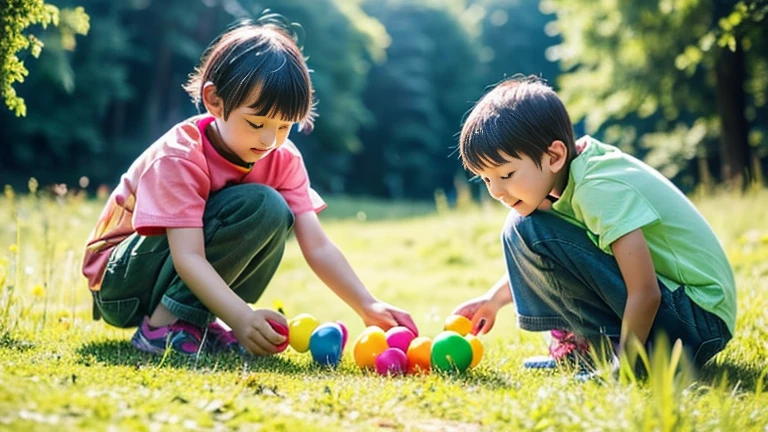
[
  {"xmin": 351, "ymin": 0, "xmax": 482, "ymax": 198},
  {"xmin": 0, "ymin": 0, "xmax": 88, "ymax": 116},
  {"xmin": 0, "ymin": 189, "xmax": 767, "ymax": 428},
  {"xmin": 543, "ymin": 0, "xmax": 767, "ymax": 185}
]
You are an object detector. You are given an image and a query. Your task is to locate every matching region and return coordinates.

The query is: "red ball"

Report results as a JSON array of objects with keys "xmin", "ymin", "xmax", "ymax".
[{"xmin": 267, "ymin": 319, "xmax": 289, "ymax": 353}]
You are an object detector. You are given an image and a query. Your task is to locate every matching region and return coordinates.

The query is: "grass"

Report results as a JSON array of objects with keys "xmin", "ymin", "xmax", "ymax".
[{"xmin": 0, "ymin": 185, "xmax": 767, "ymax": 431}]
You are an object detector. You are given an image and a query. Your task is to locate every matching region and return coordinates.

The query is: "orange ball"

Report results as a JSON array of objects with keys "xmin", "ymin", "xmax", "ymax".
[
  {"xmin": 465, "ymin": 334, "xmax": 484, "ymax": 368},
  {"xmin": 444, "ymin": 314, "xmax": 473, "ymax": 336},
  {"xmin": 352, "ymin": 326, "xmax": 388, "ymax": 369},
  {"xmin": 406, "ymin": 336, "xmax": 432, "ymax": 374}
]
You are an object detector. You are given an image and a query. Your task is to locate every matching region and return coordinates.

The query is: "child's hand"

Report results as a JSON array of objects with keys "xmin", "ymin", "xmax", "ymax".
[
  {"xmin": 452, "ymin": 294, "xmax": 501, "ymax": 335},
  {"xmin": 232, "ymin": 309, "xmax": 289, "ymax": 356},
  {"xmin": 361, "ymin": 301, "xmax": 419, "ymax": 336}
]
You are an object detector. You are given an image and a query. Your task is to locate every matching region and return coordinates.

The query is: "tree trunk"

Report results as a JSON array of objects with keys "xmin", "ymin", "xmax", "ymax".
[{"xmin": 714, "ymin": 41, "xmax": 751, "ymax": 188}]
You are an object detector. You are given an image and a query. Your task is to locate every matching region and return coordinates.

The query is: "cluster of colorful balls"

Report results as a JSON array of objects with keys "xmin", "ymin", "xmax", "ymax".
[
  {"xmin": 352, "ymin": 314, "xmax": 484, "ymax": 376},
  {"xmin": 278, "ymin": 313, "xmax": 349, "ymax": 366}
]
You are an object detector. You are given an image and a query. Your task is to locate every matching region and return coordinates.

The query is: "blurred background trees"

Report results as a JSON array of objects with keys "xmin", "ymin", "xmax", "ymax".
[{"xmin": 1, "ymin": 0, "xmax": 766, "ymax": 199}]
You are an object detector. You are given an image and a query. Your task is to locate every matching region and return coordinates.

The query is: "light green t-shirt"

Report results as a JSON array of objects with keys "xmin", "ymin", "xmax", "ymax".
[{"xmin": 551, "ymin": 137, "xmax": 736, "ymax": 335}]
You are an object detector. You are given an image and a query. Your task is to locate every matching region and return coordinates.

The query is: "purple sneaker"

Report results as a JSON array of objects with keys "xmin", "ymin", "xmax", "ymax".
[
  {"xmin": 131, "ymin": 316, "xmax": 204, "ymax": 355},
  {"xmin": 203, "ymin": 320, "xmax": 240, "ymax": 354}
]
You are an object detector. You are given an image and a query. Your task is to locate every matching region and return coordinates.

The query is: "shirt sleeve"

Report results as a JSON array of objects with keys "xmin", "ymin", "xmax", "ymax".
[
  {"xmin": 132, "ymin": 157, "xmax": 210, "ymax": 236},
  {"xmin": 276, "ymin": 152, "xmax": 326, "ymax": 215},
  {"xmin": 572, "ymin": 179, "xmax": 661, "ymax": 253}
]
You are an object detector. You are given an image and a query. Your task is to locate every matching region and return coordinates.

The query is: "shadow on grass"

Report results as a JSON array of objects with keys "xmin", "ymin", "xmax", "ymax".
[
  {"xmin": 0, "ymin": 333, "xmax": 37, "ymax": 352},
  {"xmin": 76, "ymin": 339, "xmax": 313, "ymax": 374},
  {"xmin": 75, "ymin": 339, "xmax": 516, "ymax": 388},
  {"xmin": 698, "ymin": 359, "xmax": 768, "ymax": 393}
]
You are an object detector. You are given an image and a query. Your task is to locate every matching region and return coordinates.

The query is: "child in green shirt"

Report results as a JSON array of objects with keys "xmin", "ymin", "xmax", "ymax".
[{"xmin": 452, "ymin": 76, "xmax": 735, "ymax": 369}]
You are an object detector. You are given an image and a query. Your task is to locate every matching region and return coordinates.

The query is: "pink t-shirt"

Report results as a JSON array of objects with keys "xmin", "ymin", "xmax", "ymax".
[{"xmin": 82, "ymin": 115, "xmax": 325, "ymax": 291}]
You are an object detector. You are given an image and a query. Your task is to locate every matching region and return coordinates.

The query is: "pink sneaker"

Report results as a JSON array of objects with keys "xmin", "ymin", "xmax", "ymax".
[
  {"xmin": 204, "ymin": 320, "xmax": 241, "ymax": 354},
  {"xmin": 523, "ymin": 330, "xmax": 591, "ymax": 369},
  {"xmin": 130, "ymin": 316, "xmax": 204, "ymax": 355}
]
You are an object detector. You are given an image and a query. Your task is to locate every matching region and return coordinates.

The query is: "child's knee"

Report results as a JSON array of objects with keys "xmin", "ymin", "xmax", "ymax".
[
  {"xmin": 501, "ymin": 211, "xmax": 545, "ymax": 250},
  {"xmin": 207, "ymin": 184, "xmax": 294, "ymax": 230}
]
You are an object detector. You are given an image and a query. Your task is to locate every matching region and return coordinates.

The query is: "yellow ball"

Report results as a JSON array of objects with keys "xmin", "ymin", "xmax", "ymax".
[
  {"xmin": 465, "ymin": 334, "xmax": 484, "ymax": 368},
  {"xmin": 444, "ymin": 314, "xmax": 473, "ymax": 336},
  {"xmin": 288, "ymin": 313, "xmax": 320, "ymax": 353},
  {"xmin": 352, "ymin": 326, "xmax": 388, "ymax": 369}
]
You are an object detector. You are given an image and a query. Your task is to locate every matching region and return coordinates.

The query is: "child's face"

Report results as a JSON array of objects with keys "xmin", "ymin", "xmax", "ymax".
[
  {"xmin": 473, "ymin": 151, "xmax": 560, "ymax": 216},
  {"xmin": 213, "ymin": 107, "xmax": 294, "ymax": 164},
  {"xmin": 202, "ymin": 83, "xmax": 295, "ymax": 165}
]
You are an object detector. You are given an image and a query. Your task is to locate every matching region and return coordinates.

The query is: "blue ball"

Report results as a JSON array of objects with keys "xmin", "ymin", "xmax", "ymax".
[{"xmin": 309, "ymin": 322, "xmax": 344, "ymax": 366}]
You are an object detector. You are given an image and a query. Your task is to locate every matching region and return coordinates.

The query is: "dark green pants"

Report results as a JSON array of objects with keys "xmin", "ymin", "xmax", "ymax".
[{"xmin": 93, "ymin": 184, "xmax": 295, "ymax": 328}]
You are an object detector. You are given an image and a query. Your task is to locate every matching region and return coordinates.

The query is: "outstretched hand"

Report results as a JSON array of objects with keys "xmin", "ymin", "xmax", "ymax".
[
  {"xmin": 452, "ymin": 294, "xmax": 501, "ymax": 335},
  {"xmin": 360, "ymin": 301, "xmax": 419, "ymax": 336}
]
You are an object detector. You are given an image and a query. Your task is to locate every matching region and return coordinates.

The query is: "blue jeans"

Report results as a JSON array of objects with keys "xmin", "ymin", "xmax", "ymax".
[{"xmin": 502, "ymin": 210, "xmax": 731, "ymax": 367}]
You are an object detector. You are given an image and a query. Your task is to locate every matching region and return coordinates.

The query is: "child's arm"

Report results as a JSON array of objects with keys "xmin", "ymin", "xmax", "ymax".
[
  {"xmin": 452, "ymin": 274, "xmax": 512, "ymax": 334},
  {"xmin": 166, "ymin": 227, "xmax": 287, "ymax": 355},
  {"xmin": 293, "ymin": 211, "xmax": 418, "ymax": 335},
  {"xmin": 610, "ymin": 228, "xmax": 662, "ymax": 354}
]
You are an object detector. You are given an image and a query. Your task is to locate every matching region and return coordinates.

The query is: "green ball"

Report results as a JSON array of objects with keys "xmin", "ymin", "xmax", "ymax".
[{"xmin": 430, "ymin": 331, "xmax": 473, "ymax": 373}]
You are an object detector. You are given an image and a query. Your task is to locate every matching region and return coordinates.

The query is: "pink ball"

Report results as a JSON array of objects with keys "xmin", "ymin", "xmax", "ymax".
[
  {"xmin": 336, "ymin": 320, "xmax": 349, "ymax": 350},
  {"xmin": 375, "ymin": 348, "xmax": 407, "ymax": 376},
  {"xmin": 385, "ymin": 326, "xmax": 415, "ymax": 353}
]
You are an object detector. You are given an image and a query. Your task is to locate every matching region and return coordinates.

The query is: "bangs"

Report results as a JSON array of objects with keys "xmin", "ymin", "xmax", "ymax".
[
  {"xmin": 245, "ymin": 54, "xmax": 313, "ymax": 123},
  {"xmin": 203, "ymin": 25, "xmax": 315, "ymax": 126},
  {"xmin": 460, "ymin": 113, "xmax": 524, "ymax": 172}
]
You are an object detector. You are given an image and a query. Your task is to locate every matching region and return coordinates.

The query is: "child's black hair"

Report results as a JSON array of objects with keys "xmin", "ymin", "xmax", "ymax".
[
  {"xmin": 184, "ymin": 13, "xmax": 316, "ymax": 130},
  {"xmin": 459, "ymin": 75, "xmax": 576, "ymax": 172}
]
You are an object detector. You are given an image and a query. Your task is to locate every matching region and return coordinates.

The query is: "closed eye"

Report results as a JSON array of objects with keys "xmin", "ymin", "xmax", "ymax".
[
  {"xmin": 245, "ymin": 119, "xmax": 263, "ymax": 129},
  {"xmin": 500, "ymin": 172, "xmax": 515, "ymax": 180}
]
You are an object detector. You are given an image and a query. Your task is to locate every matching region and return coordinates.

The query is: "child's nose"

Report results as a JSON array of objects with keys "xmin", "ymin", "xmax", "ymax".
[
  {"xmin": 260, "ymin": 129, "xmax": 276, "ymax": 147},
  {"xmin": 488, "ymin": 181, "xmax": 505, "ymax": 199}
]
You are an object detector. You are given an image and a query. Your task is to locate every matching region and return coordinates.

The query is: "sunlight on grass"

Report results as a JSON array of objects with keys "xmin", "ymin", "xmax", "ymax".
[{"xmin": 0, "ymin": 184, "xmax": 767, "ymax": 430}]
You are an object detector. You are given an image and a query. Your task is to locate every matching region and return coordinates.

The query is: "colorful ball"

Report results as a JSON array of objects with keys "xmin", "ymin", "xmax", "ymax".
[
  {"xmin": 444, "ymin": 314, "xmax": 473, "ymax": 336},
  {"xmin": 266, "ymin": 319, "xmax": 289, "ymax": 353},
  {"xmin": 406, "ymin": 336, "xmax": 432, "ymax": 374},
  {"xmin": 430, "ymin": 331, "xmax": 473, "ymax": 373},
  {"xmin": 465, "ymin": 334, "xmax": 484, "ymax": 368},
  {"xmin": 352, "ymin": 326, "xmax": 389, "ymax": 369},
  {"xmin": 288, "ymin": 313, "xmax": 320, "ymax": 353},
  {"xmin": 336, "ymin": 320, "xmax": 349, "ymax": 350},
  {"xmin": 385, "ymin": 326, "xmax": 416, "ymax": 353},
  {"xmin": 375, "ymin": 348, "xmax": 407, "ymax": 376},
  {"xmin": 309, "ymin": 322, "xmax": 344, "ymax": 366}
]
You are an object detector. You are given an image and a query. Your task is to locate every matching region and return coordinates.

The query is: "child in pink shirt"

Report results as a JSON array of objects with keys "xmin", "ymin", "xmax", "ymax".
[{"xmin": 83, "ymin": 16, "xmax": 418, "ymax": 356}]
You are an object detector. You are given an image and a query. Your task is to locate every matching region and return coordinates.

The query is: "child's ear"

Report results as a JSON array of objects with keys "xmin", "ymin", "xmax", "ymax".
[
  {"xmin": 201, "ymin": 82, "xmax": 224, "ymax": 118},
  {"xmin": 546, "ymin": 140, "xmax": 568, "ymax": 173}
]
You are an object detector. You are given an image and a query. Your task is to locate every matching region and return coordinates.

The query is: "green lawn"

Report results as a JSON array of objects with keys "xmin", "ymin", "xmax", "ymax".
[{"xmin": 0, "ymin": 186, "xmax": 767, "ymax": 431}]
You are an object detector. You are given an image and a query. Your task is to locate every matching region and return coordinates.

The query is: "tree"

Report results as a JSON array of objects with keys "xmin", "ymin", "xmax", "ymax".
[
  {"xmin": 354, "ymin": 0, "xmax": 483, "ymax": 198},
  {"xmin": 471, "ymin": 0, "xmax": 561, "ymax": 86},
  {"xmin": 0, "ymin": 0, "xmax": 88, "ymax": 117},
  {"xmin": 543, "ymin": 0, "xmax": 767, "ymax": 188}
]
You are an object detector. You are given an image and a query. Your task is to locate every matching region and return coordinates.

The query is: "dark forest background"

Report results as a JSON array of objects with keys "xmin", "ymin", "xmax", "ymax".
[{"xmin": 2, "ymin": 0, "xmax": 766, "ymax": 200}]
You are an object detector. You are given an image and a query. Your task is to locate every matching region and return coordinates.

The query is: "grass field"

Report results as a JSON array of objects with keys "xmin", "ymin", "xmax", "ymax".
[{"xmin": 0, "ymin": 185, "xmax": 767, "ymax": 431}]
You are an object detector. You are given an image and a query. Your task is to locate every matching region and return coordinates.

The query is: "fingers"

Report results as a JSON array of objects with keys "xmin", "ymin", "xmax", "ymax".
[
  {"xmin": 244, "ymin": 330, "xmax": 276, "ymax": 356},
  {"xmin": 477, "ymin": 316, "xmax": 495, "ymax": 335},
  {"xmin": 255, "ymin": 315, "xmax": 287, "ymax": 346},
  {"xmin": 470, "ymin": 307, "xmax": 497, "ymax": 335},
  {"xmin": 260, "ymin": 309, "xmax": 288, "ymax": 327},
  {"xmin": 393, "ymin": 311, "xmax": 419, "ymax": 337}
]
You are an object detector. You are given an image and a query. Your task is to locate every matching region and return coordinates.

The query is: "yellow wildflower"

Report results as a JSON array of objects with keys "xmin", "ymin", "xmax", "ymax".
[
  {"xmin": 32, "ymin": 284, "xmax": 45, "ymax": 298},
  {"xmin": 8, "ymin": 244, "xmax": 18, "ymax": 253}
]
